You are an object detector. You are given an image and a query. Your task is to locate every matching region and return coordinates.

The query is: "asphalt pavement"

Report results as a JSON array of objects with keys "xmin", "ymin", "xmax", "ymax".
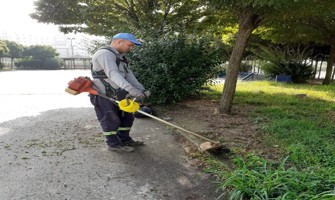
[{"xmin": 0, "ymin": 70, "xmax": 220, "ymax": 200}]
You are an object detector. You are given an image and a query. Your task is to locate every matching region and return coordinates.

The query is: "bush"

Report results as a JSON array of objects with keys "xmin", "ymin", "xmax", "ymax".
[
  {"xmin": 262, "ymin": 62, "xmax": 314, "ymax": 83},
  {"xmin": 254, "ymin": 44, "xmax": 314, "ymax": 83},
  {"xmin": 128, "ymin": 35, "xmax": 224, "ymax": 104},
  {"xmin": 15, "ymin": 58, "xmax": 42, "ymax": 69},
  {"xmin": 15, "ymin": 57, "xmax": 61, "ymax": 70},
  {"xmin": 240, "ymin": 61, "xmax": 253, "ymax": 72},
  {"xmin": 43, "ymin": 57, "xmax": 62, "ymax": 70}
]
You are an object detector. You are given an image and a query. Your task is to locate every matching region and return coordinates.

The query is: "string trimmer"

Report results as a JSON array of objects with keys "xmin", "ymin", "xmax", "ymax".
[{"xmin": 65, "ymin": 76, "xmax": 227, "ymax": 153}]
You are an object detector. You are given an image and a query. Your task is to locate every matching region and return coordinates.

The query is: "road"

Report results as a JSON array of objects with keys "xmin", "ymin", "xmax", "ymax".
[
  {"xmin": 0, "ymin": 70, "xmax": 220, "ymax": 200},
  {"xmin": 0, "ymin": 70, "xmax": 92, "ymax": 123}
]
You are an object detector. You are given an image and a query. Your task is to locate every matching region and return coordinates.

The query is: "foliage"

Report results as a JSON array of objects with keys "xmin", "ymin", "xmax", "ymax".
[
  {"xmin": 3, "ymin": 40, "xmax": 24, "ymax": 58},
  {"xmin": 218, "ymin": 61, "xmax": 253, "ymax": 75},
  {"xmin": 207, "ymin": 0, "xmax": 301, "ymax": 113},
  {"xmin": 15, "ymin": 58, "xmax": 41, "ymax": 69},
  {"xmin": 23, "ymin": 45, "xmax": 59, "ymax": 60},
  {"xmin": 258, "ymin": 0, "xmax": 335, "ymax": 45},
  {"xmin": 0, "ymin": 40, "xmax": 9, "ymax": 70},
  {"xmin": 128, "ymin": 35, "xmax": 226, "ymax": 104},
  {"xmin": 205, "ymin": 81, "xmax": 335, "ymax": 199},
  {"xmin": 308, "ymin": 44, "xmax": 330, "ymax": 62},
  {"xmin": 1, "ymin": 40, "xmax": 25, "ymax": 69},
  {"xmin": 14, "ymin": 45, "xmax": 61, "ymax": 70},
  {"xmin": 218, "ymin": 155, "xmax": 335, "ymax": 200},
  {"xmin": 256, "ymin": 0, "xmax": 335, "ymax": 84},
  {"xmin": 0, "ymin": 42, "xmax": 61, "ymax": 70},
  {"xmin": 44, "ymin": 57, "xmax": 63, "ymax": 69},
  {"xmin": 208, "ymin": 0, "xmax": 295, "ymax": 26},
  {"xmin": 239, "ymin": 62, "xmax": 253, "ymax": 73},
  {"xmin": 253, "ymin": 44, "xmax": 314, "ymax": 83},
  {"xmin": 263, "ymin": 62, "xmax": 314, "ymax": 83},
  {"xmin": 0, "ymin": 40, "xmax": 9, "ymax": 56},
  {"xmin": 15, "ymin": 57, "xmax": 62, "ymax": 70},
  {"xmin": 31, "ymin": 0, "xmax": 209, "ymax": 37}
]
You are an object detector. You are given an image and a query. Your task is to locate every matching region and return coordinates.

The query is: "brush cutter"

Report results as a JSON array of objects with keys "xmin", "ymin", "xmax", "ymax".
[{"xmin": 65, "ymin": 76, "xmax": 227, "ymax": 153}]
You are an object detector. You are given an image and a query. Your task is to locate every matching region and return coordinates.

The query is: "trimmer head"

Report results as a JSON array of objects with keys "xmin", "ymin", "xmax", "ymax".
[{"xmin": 199, "ymin": 142, "xmax": 230, "ymax": 154}]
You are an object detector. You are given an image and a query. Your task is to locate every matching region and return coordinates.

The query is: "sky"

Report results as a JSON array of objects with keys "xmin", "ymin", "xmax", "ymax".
[
  {"xmin": 0, "ymin": 0, "xmax": 62, "ymax": 36},
  {"xmin": 0, "ymin": 0, "xmax": 105, "ymax": 55}
]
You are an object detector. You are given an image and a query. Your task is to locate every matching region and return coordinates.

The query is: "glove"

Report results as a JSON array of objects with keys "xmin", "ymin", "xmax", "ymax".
[
  {"xmin": 127, "ymin": 88, "xmax": 145, "ymax": 99},
  {"xmin": 143, "ymin": 90, "xmax": 151, "ymax": 98}
]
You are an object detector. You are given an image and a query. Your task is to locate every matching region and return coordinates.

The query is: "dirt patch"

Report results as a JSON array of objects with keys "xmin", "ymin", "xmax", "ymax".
[{"xmin": 154, "ymin": 97, "xmax": 281, "ymax": 162}]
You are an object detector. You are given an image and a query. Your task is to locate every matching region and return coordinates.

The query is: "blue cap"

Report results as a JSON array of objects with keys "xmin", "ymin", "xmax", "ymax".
[{"xmin": 112, "ymin": 33, "xmax": 142, "ymax": 46}]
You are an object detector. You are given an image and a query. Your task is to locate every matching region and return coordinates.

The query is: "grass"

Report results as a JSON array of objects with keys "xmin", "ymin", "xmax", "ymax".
[{"xmin": 202, "ymin": 81, "xmax": 335, "ymax": 200}]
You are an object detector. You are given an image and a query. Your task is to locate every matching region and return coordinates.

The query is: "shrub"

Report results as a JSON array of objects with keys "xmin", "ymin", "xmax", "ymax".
[
  {"xmin": 262, "ymin": 62, "xmax": 314, "ymax": 83},
  {"xmin": 129, "ymin": 35, "xmax": 225, "ymax": 104},
  {"xmin": 15, "ymin": 58, "xmax": 42, "ymax": 69},
  {"xmin": 254, "ymin": 44, "xmax": 314, "ymax": 83},
  {"xmin": 15, "ymin": 57, "xmax": 61, "ymax": 70},
  {"xmin": 43, "ymin": 57, "xmax": 62, "ymax": 70},
  {"xmin": 240, "ymin": 61, "xmax": 253, "ymax": 72}
]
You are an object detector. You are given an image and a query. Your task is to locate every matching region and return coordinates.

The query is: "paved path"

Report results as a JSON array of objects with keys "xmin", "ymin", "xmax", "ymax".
[{"xmin": 0, "ymin": 70, "xmax": 219, "ymax": 200}]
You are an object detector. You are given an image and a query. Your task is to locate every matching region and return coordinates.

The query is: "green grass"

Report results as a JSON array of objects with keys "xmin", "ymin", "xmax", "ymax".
[{"xmin": 203, "ymin": 81, "xmax": 335, "ymax": 200}]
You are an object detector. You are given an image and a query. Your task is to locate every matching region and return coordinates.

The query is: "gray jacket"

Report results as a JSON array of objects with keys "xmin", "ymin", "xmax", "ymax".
[{"xmin": 91, "ymin": 46, "xmax": 145, "ymax": 94}]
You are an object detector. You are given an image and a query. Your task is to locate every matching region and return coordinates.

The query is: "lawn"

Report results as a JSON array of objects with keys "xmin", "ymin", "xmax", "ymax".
[{"xmin": 205, "ymin": 81, "xmax": 335, "ymax": 200}]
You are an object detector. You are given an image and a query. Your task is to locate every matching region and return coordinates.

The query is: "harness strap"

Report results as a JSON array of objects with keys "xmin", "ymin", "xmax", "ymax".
[
  {"xmin": 91, "ymin": 47, "xmax": 128, "ymax": 78},
  {"xmin": 91, "ymin": 47, "xmax": 129, "ymax": 98}
]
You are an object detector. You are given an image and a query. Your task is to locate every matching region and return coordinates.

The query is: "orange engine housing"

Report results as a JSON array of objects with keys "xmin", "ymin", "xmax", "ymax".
[{"xmin": 67, "ymin": 76, "xmax": 98, "ymax": 95}]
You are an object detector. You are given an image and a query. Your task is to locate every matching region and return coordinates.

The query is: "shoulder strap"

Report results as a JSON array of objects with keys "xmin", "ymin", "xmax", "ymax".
[
  {"xmin": 100, "ymin": 47, "xmax": 129, "ymax": 73},
  {"xmin": 91, "ymin": 47, "xmax": 123, "ymax": 78},
  {"xmin": 90, "ymin": 47, "xmax": 126, "ymax": 97},
  {"xmin": 99, "ymin": 47, "xmax": 121, "ymax": 67}
]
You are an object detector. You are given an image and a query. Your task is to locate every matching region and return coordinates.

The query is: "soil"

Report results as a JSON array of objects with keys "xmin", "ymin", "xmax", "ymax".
[{"xmin": 154, "ymin": 97, "xmax": 282, "ymax": 165}]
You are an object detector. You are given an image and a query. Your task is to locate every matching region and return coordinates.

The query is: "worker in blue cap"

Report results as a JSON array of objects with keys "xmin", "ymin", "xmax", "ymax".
[{"xmin": 90, "ymin": 33, "xmax": 150, "ymax": 152}]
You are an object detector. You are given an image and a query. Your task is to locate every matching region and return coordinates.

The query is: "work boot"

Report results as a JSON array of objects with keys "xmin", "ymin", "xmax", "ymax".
[
  {"xmin": 107, "ymin": 145, "xmax": 135, "ymax": 152},
  {"xmin": 123, "ymin": 139, "xmax": 145, "ymax": 147}
]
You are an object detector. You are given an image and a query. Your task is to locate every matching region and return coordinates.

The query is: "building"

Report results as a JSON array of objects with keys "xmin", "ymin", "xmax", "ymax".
[{"xmin": 0, "ymin": 30, "xmax": 106, "ymax": 58}]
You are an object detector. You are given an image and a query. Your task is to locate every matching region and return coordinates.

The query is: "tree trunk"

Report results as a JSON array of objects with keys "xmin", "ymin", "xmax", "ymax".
[
  {"xmin": 318, "ymin": 61, "xmax": 323, "ymax": 79},
  {"xmin": 10, "ymin": 58, "xmax": 14, "ymax": 69},
  {"xmin": 219, "ymin": 11, "xmax": 261, "ymax": 114},
  {"xmin": 313, "ymin": 60, "xmax": 318, "ymax": 79},
  {"xmin": 323, "ymin": 45, "xmax": 335, "ymax": 84}
]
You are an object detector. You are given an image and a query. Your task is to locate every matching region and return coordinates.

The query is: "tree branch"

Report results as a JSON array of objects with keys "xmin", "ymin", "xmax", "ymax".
[{"xmin": 159, "ymin": 0, "xmax": 172, "ymax": 35}]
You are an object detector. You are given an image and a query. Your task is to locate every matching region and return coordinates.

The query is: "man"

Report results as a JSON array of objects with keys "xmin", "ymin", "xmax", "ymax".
[{"xmin": 90, "ymin": 33, "xmax": 150, "ymax": 152}]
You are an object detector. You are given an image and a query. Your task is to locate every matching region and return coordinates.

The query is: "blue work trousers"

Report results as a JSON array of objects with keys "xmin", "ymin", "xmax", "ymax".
[{"xmin": 90, "ymin": 95, "xmax": 134, "ymax": 147}]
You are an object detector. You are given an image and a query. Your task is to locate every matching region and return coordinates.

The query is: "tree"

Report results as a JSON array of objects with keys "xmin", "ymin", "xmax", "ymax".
[
  {"xmin": 23, "ymin": 45, "xmax": 59, "ymax": 60},
  {"xmin": 16, "ymin": 45, "xmax": 61, "ymax": 70},
  {"xmin": 208, "ymin": 0, "xmax": 295, "ymax": 114},
  {"xmin": 3, "ymin": 40, "xmax": 24, "ymax": 69},
  {"xmin": 252, "ymin": 44, "xmax": 315, "ymax": 83},
  {"xmin": 31, "ymin": 0, "xmax": 208, "ymax": 37},
  {"xmin": 0, "ymin": 40, "xmax": 8, "ymax": 55},
  {"xmin": 0, "ymin": 40, "xmax": 9, "ymax": 70},
  {"xmin": 289, "ymin": 1, "xmax": 335, "ymax": 85},
  {"xmin": 256, "ymin": 0, "xmax": 335, "ymax": 84}
]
